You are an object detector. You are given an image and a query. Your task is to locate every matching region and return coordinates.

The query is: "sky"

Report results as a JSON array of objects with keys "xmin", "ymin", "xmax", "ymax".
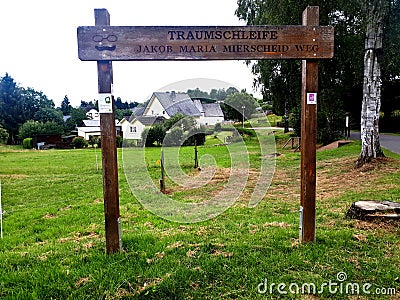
[{"xmin": 1, "ymin": 0, "xmax": 262, "ymax": 107}]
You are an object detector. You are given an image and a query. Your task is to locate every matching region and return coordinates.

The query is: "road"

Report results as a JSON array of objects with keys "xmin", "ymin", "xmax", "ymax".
[{"xmin": 350, "ymin": 132, "xmax": 400, "ymax": 154}]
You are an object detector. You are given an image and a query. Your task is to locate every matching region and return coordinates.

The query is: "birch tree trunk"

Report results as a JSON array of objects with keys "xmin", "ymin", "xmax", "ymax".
[{"xmin": 356, "ymin": 0, "xmax": 388, "ymax": 167}]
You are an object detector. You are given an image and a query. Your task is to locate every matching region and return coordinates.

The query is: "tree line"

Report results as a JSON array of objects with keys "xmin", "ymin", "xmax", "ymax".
[
  {"xmin": 0, "ymin": 71, "xmax": 262, "ymax": 146},
  {"xmin": 236, "ymin": 0, "xmax": 400, "ymax": 165},
  {"xmin": 0, "ymin": 73, "xmax": 138, "ymax": 144}
]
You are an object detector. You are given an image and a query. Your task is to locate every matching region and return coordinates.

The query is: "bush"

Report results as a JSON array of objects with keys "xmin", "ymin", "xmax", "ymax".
[
  {"xmin": 0, "ymin": 126, "xmax": 9, "ymax": 144},
  {"xmin": 72, "ymin": 137, "xmax": 88, "ymax": 148},
  {"xmin": 23, "ymin": 138, "xmax": 33, "ymax": 149},
  {"xmin": 235, "ymin": 127, "xmax": 256, "ymax": 137},
  {"xmin": 204, "ymin": 127, "xmax": 215, "ymax": 135},
  {"xmin": 141, "ymin": 128, "xmax": 152, "ymax": 147},
  {"xmin": 19, "ymin": 120, "xmax": 64, "ymax": 140},
  {"xmin": 122, "ymin": 139, "xmax": 137, "ymax": 147},
  {"xmin": 221, "ymin": 127, "xmax": 236, "ymax": 132},
  {"xmin": 164, "ymin": 127, "xmax": 184, "ymax": 147},
  {"xmin": 19, "ymin": 120, "xmax": 42, "ymax": 140},
  {"xmin": 142, "ymin": 125, "xmax": 166, "ymax": 147},
  {"xmin": 116, "ymin": 135, "xmax": 123, "ymax": 148},
  {"xmin": 88, "ymin": 135, "xmax": 100, "ymax": 148},
  {"xmin": 215, "ymin": 123, "xmax": 222, "ymax": 132}
]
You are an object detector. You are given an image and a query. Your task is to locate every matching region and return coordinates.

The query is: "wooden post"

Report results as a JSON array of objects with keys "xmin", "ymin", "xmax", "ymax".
[
  {"xmin": 194, "ymin": 140, "xmax": 199, "ymax": 169},
  {"xmin": 95, "ymin": 9, "xmax": 121, "ymax": 253},
  {"xmin": 160, "ymin": 150, "xmax": 166, "ymax": 193},
  {"xmin": 300, "ymin": 6, "xmax": 319, "ymax": 243}
]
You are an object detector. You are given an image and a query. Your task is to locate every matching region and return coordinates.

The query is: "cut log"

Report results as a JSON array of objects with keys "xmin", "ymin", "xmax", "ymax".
[{"xmin": 346, "ymin": 200, "xmax": 400, "ymax": 221}]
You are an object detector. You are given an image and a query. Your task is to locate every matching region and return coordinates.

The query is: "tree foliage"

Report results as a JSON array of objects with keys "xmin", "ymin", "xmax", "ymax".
[
  {"xmin": 60, "ymin": 95, "xmax": 72, "ymax": 116},
  {"xmin": 19, "ymin": 121, "xmax": 42, "ymax": 140},
  {"xmin": 164, "ymin": 126, "xmax": 185, "ymax": 146},
  {"xmin": 186, "ymin": 88, "xmax": 209, "ymax": 98},
  {"xmin": 72, "ymin": 137, "xmax": 88, "ymax": 149},
  {"xmin": 0, "ymin": 73, "xmax": 22, "ymax": 143},
  {"xmin": 163, "ymin": 113, "xmax": 185, "ymax": 131},
  {"xmin": 236, "ymin": 0, "xmax": 400, "ymax": 142},
  {"xmin": 34, "ymin": 107, "xmax": 64, "ymax": 125},
  {"xmin": 380, "ymin": 0, "xmax": 400, "ymax": 132},
  {"xmin": 115, "ymin": 97, "xmax": 138, "ymax": 109},
  {"xmin": 64, "ymin": 107, "xmax": 87, "ymax": 133},
  {"xmin": 223, "ymin": 92, "xmax": 259, "ymax": 121},
  {"xmin": 114, "ymin": 108, "xmax": 134, "ymax": 121},
  {"xmin": 0, "ymin": 73, "xmax": 56, "ymax": 143},
  {"xmin": 142, "ymin": 124, "xmax": 166, "ymax": 146},
  {"xmin": 0, "ymin": 125, "xmax": 9, "ymax": 144},
  {"xmin": 18, "ymin": 120, "xmax": 64, "ymax": 140},
  {"xmin": 186, "ymin": 87, "xmax": 239, "ymax": 101},
  {"xmin": 142, "ymin": 113, "xmax": 203, "ymax": 147}
]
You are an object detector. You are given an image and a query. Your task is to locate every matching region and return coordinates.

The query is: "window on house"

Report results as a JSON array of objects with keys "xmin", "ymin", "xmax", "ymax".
[
  {"xmin": 130, "ymin": 126, "xmax": 137, "ymax": 133},
  {"xmin": 162, "ymin": 110, "xmax": 165, "ymax": 115}
]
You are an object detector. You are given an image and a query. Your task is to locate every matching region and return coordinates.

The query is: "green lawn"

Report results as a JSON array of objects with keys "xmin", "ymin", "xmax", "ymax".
[{"xmin": 0, "ymin": 136, "xmax": 399, "ymax": 299}]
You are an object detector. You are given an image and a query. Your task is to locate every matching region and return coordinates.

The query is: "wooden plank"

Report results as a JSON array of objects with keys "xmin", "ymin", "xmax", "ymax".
[
  {"xmin": 95, "ymin": 9, "xmax": 121, "ymax": 254},
  {"xmin": 300, "ymin": 7, "xmax": 319, "ymax": 243},
  {"xmin": 77, "ymin": 25, "xmax": 334, "ymax": 61}
]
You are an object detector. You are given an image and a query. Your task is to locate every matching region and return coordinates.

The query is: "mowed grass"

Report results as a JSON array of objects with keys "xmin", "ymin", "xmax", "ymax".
[{"xmin": 0, "ymin": 136, "xmax": 399, "ymax": 299}]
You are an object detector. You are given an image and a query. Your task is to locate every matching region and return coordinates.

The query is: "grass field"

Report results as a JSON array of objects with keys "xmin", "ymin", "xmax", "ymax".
[{"xmin": 0, "ymin": 134, "xmax": 399, "ymax": 299}]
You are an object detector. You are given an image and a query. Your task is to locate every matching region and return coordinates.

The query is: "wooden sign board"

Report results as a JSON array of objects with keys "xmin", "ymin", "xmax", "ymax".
[
  {"xmin": 79, "ymin": 7, "xmax": 333, "ymax": 251},
  {"xmin": 77, "ymin": 25, "xmax": 334, "ymax": 61}
]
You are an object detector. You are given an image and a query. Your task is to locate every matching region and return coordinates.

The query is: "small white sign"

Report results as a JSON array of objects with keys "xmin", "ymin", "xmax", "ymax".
[
  {"xmin": 307, "ymin": 93, "xmax": 317, "ymax": 105},
  {"xmin": 99, "ymin": 94, "xmax": 113, "ymax": 113}
]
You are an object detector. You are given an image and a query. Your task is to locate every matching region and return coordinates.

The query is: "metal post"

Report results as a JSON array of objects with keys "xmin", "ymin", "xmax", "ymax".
[
  {"xmin": 95, "ymin": 9, "xmax": 121, "ymax": 253},
  {"xmin": 300, "ymin": 6, "xmax": 319, "ymax": 243}
]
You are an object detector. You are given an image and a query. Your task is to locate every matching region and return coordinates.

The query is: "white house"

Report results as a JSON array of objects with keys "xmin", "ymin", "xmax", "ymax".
[
  {"xmin": 83, "ymin": 119, "xmax": 100, "ymax": 127},
  {"xmin": 143, "ymin": 92, "xmax": 224, "ymax": 126},
  {"xmin": 77, "ymin": 126, "xmax": 101, "ymax": 140},
  {"xmin": 119, "ymin": 117, "xmax": 145, "ymax": 141},
  {"xmin": 86, "ymin": 108, "xmax": 100, "ymax": 120},
  {"xmin": 119, "ymin": 115, "xmax": 165, "ymax": 141},
  {"xmin": 144, "ymin": 92, "xmax": 201, "ymax": 120},
  {"xmin": 193, "ymin": 100, "xmax": 225, "ymax": 126},
  {"xmin": 77, "ymin": 116, "xmax": 120, "ymax": 140}
]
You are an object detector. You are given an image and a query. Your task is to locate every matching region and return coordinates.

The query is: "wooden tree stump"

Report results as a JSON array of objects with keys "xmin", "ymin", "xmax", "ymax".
[{"xmin": 346, "ymin": 200, "xmax": 400, "ymax": 221}]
